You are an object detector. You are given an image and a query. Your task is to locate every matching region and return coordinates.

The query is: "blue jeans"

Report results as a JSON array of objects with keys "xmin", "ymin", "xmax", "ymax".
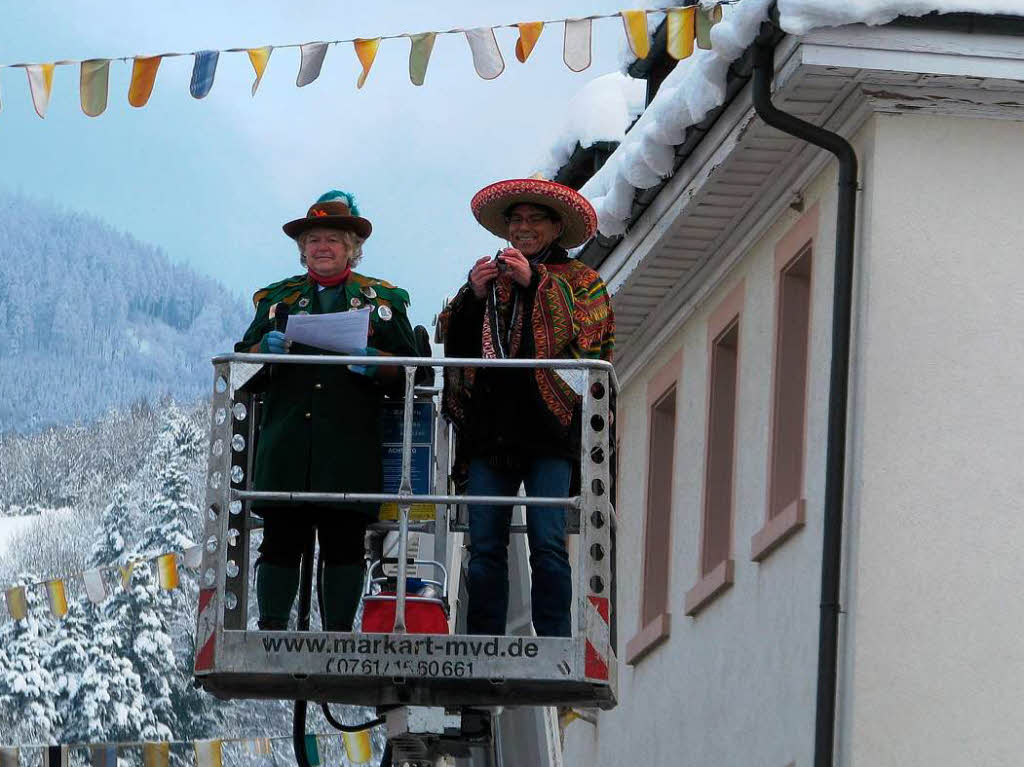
[{"xmin": 466, "ymin": 456, "xmax": 573, "ymax": 637}]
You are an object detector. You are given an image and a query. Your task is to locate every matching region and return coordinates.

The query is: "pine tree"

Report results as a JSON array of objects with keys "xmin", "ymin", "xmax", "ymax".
[
  {"xmin": 137, "ymin": 406, "xmax": 200, "ymax": 558},
  {"xmin": 103, "ymin": 561, "xmax": 176, "ymax": 740},
  {"xmin": 0, "ymin": 573, "xmax": 61, "ymax": 743},
  {"xmin": 91, "ymin": 483, "xmax": 133, "ymax": 568},
  {"xmin": 51, "ymin": 598, "xmax": 150, "ymax": 745}
]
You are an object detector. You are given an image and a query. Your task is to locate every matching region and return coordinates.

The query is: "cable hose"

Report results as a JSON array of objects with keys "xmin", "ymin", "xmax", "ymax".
[{"xmin": 320, "ymin": 702, "xmax": 384, "ymax": 732}]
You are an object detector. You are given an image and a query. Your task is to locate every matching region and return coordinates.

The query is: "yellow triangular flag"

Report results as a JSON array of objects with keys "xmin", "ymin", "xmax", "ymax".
[
  {"xmin": 5, "ymin": 586, "xmax": 28, "ymax": 621},
  {"xmin": 119, "ymin": 561, "xmax": 136, "ymax": 589},
  {"xmin": 342, "ymin": 731, "xmax": 372, "ymax": 764},
  {"xmin": 157, "ymin": 553, "xmax": 179, "ymax": 590},
  {"xmin": 667, "ymin": 7, "xmax": 696, "ymax": 61},
  {"xmin": 621, "ymin": 10, "xmax": 650, "ymax": 59},
  {"xmin": 142, "ymin": 743, "xmax": 169, "ymax": 767},
  {"xmin": 563, "ymin": 18, "xmax": 592, "ymax": 72},
  {"xmin": 354, "ymin": 38, "xmax": 380, "ymax": 89},
  {"xmin": 129, "ymin": 56, "xmax": 161, "ymax": 107},
  {"xmin": 247, "ymin": 46, "xmax": 272, "ymax": 96},
  {"xmin": 194, "ymin": 740, "xmax": 222, "ymax": 767},
  {"xmin": 47, "ymin": 579, "xmax": 67, "ymax": 618},
  {"xmin": 80, "ymin": 59, "xmax": 110, "ymax": 117},
  {"xmin": 515, "ymin": 22, "xmax": 544, "ymax": 63},
  {"xmin": 26, "ymin": 63, "xmax": 55, "ymax": 119}
]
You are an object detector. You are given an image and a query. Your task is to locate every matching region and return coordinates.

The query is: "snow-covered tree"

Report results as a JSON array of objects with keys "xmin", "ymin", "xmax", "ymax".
[
  {"xmin": 90, "ymin": 483, "xmax": 133, "ymax": 568},
  {"xmin": 103, "ymin": 561, "xmax": 176, "ymax": 740},
  {"xmin": 55, "ymin": 598, "xmax": 150, "ymax": 745},
  {"xmin": 0, "ymin": 574, "xmax": 61, "ymax": 743}
]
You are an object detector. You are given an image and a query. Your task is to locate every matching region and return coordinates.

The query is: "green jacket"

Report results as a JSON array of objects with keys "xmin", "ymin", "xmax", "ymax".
[{"xmin": 236, "ymin": 271, "xmax": 419, "ymax": 518}]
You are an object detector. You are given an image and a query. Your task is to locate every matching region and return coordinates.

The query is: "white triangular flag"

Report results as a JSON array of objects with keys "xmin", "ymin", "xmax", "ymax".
[
  {"xmin": 465, "ymin": 28, "xmax": 504, "ymax": 80},
  {"xmin": 297, "ymin": 42, "xmax": 328, "ymax": 87},
  {"xmin": 82, "ymin": 568, "xmax": 109, "ymax": 603}
]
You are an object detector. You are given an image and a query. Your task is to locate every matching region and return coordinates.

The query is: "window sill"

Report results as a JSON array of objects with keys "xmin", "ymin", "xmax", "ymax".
[
  {"xmin": 625, "ymin": 613, "xmax": 670, "ymax": 665},
  {"xmin": 750, "ymin": 498, "xmax": 806, "ymax": 562},
  {"xmin": 684, "ymin": 559, "xmax": 734, "ymax": 616}
]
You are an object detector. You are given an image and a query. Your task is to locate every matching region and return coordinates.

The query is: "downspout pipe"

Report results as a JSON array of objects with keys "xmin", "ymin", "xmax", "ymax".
[{"xmin": 752, "ymin": 31, "xmax": 859, "ymax": 767}]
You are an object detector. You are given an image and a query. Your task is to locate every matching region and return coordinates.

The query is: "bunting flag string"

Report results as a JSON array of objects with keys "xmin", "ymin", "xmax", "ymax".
[
  {"xmin": 1, "ymin": 542, "xmax": 202, "ymax": 623},
  {"xmin": 0, "ymin": 731, "xmax": 379, "ymax": 766},
  {"xmin": 0, "ymin": 4, "xmax": 735, "ymax": 118}
]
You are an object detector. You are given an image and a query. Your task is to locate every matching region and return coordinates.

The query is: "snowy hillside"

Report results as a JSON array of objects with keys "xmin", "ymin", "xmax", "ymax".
[{"xmin": 0, "ymin": 191, "xmax": 249, "ymax": 434}]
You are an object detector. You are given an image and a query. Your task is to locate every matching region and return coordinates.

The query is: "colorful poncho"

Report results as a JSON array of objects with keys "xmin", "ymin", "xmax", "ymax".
[{"xmin": 439, "ymin": 252, "xmax": 615, "ymax": 443}]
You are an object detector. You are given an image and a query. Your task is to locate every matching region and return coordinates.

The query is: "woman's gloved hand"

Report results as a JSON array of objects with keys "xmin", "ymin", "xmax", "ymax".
[
  {"xmin": 347, "ymin": 347, "xmax": 380, "ymax": 378},
  {"xmin": 259, "ymin": 330, "xmax": 288, "ymax": 354}
]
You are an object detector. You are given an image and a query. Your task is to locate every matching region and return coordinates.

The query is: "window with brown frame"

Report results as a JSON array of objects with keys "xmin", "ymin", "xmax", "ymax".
[
  {"xmin": 768, "ymin": 246, "xmax": 811, "ymax": 518},
  {"xmin": 752, "ymin": 206, "xmax": 818, "ymax": 562},
  {"xmin": 686, "ymin": 283, "xmax": 743, "ymax": 616},
  {"xmin": 626, "ymin": 350, "xmax": 681, "ymax": 664},
  {"xmin": 702, "ymin": 321, "xmax": 739, "ymax": 575}
]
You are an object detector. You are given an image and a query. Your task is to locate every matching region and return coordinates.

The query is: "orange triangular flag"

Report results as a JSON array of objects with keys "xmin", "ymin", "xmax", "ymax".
[
  {"xmin": 129, "ymin": 56, "xmax": 162, "ymax": 107},
  {"xmin": 354, "ymin": 38, "xmax": 380, "ymax": 89},
  {"xmin": 515, "ymin": 22, "xmax": 544, "ymax": 63}
]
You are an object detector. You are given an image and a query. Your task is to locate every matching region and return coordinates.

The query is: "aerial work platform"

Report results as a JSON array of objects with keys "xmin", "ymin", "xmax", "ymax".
[{"xmin": 193, "ymin": 353, "xmax": 618, "ymax": 714}]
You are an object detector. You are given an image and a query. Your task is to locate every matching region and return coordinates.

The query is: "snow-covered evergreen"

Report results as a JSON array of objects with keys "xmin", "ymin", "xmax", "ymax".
[{"xmin": 0, "ymin": 573, "xmax": 61, "ymax": 744}]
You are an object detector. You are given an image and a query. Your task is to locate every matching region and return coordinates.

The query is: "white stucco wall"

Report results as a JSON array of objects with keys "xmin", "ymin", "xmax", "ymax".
[
  {"xmin": 840, "ymin": 113, "xmax": 1024, "ymax": 767},
  {"xmin": 562, "ymin": 132, "xmax": 855, "ymax": 767}
]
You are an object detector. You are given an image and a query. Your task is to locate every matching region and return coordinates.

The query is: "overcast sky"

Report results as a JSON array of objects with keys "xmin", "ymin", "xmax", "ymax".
[{"xmin": 1, "ymin": 1, "xmax": 633, "ymax": 330}]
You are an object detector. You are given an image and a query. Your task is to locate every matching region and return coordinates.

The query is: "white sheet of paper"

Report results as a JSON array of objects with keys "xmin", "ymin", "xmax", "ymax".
[{"xmin": 285, "ymin": 307, "xmax": 371, "ymax": 353}]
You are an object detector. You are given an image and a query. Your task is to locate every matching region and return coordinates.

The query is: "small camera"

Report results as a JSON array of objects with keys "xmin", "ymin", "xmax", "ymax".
[{"xmin": 494, "ymin": 249, "xmax": 508, "ymax": 273}]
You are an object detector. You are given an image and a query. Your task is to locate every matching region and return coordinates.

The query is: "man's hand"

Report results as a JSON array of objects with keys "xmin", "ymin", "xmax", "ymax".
[
  {"xmin": 469, "ymin": 256, "xmax": 499, "ymax": 299},
  {"xmin": 259, "ymin": 330, "xmax": 288, "ymax": 354},
  {"xmin": 497, "ymin": 248, "xmax": 532, "ymax": 288}
]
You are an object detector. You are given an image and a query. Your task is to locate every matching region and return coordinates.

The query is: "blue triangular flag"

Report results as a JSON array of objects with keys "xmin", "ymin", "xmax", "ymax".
[{"xmin": 190, "ymin": 50, "xmax": 219, "ymax": 99}]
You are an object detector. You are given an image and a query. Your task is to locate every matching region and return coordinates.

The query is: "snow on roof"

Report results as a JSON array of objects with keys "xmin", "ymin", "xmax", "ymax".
[
  {"xmin": 579, "ymin": 0, "xmax": 1024, "ymax": 237},
  {"xmin": 535, "ymin": 72, "xmax": 647, "ymax": 181}
]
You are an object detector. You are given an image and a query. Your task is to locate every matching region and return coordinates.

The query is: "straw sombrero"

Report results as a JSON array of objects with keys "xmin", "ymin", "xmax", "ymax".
[
  {"xmin": 470, "ymin": 177, "xmax": 597, "ymax": 249},
  {"xmin": 283, "ymin": 190, "xmax": 372, "ymax": 240}
]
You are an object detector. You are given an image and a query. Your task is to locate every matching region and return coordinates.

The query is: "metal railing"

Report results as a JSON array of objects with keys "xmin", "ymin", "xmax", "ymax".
[{"xmin": 196, "ymin": 352, "xmax": 618, "ymax": 711}]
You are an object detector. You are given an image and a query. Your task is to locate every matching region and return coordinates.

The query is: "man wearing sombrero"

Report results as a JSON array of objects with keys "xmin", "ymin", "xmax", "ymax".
[
  {"xmin": 438, "ymin": 177, "xmax": 615, "ymax": 638},
  {"xmin": 237, "ymin": 190, "xmax": 419, "ymax": 632}
]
